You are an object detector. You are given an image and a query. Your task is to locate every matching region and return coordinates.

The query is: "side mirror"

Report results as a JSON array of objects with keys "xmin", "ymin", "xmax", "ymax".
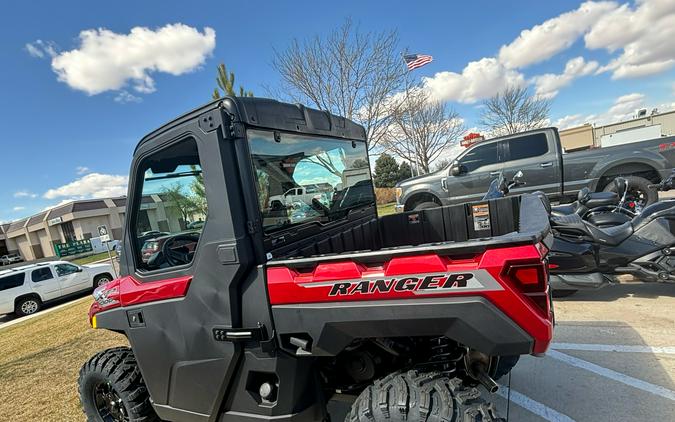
[
  {"xmin": 76, "ymin": 267, "xmax": 83, "ymax": 272},
  {"xmin": 450, "ymin": 163, "xmax": 463, "ymax": 176}
]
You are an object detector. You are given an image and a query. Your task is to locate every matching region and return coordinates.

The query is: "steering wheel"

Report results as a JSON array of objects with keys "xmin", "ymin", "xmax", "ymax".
[{"xmin": 161, "ymin": 233, "xmax": 200, "ymax": 267}]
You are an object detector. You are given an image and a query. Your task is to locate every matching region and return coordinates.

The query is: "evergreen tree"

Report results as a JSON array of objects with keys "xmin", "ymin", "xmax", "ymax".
[
  {"xmin": 212, "ymin": 63, "xmax": 253, "ymax": 99},
  {"xmin": 397, "ymin": 161, "xmax": 413, "ymax": 182},
  {"xmin": 373, "ymin": 153, "xmax": 400, "ymax": 188}
]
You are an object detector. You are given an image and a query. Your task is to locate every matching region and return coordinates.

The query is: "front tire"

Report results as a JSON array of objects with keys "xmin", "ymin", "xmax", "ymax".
[
  {"xmin": 79, "ymin": 347, "xmax": 158, "ymax": 422},
  {"xmin": 346, "ymin": 370, "xmax": 504, "ymax": 422}
]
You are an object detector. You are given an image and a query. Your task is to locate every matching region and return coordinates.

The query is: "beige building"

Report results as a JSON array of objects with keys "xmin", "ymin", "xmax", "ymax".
[
  {"xmin": 1, "ymin": 198, "xmax": 127, "ymax": 261},
  {"xmin": 1, "ymin": 194, "xmax": 197, "ymax": 261},
  {"xmin": 560, "ymin": 108, "xmax": 675, "ymax": 151}
]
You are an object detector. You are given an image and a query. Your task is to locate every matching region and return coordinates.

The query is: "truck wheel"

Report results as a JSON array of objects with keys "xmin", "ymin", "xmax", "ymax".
[
  {"xmin": 603, "ymin": 176, "xmax": 657, "ymax": 208},
  {"xmin": 79, "ymin": 347, "xmax": 159, "ymax": 422},
  {"xmin": 94, "ymin": 273, "xmax": 113, "ymax": 289},
  {"xmin": 414, "ymin": 201, "xmax": 440, "ymax": 211},
  {"xmin": 15, "ymin": 296, "xmax": 42, "ymax": 316},
  {"xmin": 346, "ymin": 370, "xmax": 504, "ymax": 422}
]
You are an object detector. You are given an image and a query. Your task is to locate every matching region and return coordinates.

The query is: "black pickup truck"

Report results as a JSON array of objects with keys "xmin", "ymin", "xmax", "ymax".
[{"xmin": 396, "ymin": 127, "xmax": 675, "ymax": 211}]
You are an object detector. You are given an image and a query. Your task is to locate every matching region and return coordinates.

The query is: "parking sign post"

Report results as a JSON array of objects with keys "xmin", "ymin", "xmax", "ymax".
[{"xmin": 97, "ymin": 225, "xmax": 117, "ymax": 279}]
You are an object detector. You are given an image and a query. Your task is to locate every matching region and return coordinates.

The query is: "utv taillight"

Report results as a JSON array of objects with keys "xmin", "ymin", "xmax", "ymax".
[
  {"xmin": 506, "ymin": 263, "xmax": 546, "ymax": 293},
  {"xmin": 505, "ymin": 262, "xmax": 550, "ymax": 318}
]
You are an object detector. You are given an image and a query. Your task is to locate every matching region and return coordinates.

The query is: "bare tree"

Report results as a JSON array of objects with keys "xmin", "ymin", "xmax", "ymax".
[
  {"xmin": 384, "ymin": 88, "xmax": 465, "ymax": 174},
  {"xmin": 479, "ymin": 86, "xmax": 551, "ymax": 136},
  {"xmin": 272, "ymin": 18, "xmax": 407, "ymax": 150}
]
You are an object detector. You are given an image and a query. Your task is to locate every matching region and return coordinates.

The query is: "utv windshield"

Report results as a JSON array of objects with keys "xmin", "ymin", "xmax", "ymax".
[{"xmin": 247, "ymin": 129, "xmax": 374, "ymax": 234}]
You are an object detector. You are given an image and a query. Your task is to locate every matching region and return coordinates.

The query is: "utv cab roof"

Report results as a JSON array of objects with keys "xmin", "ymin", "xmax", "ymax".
[{"xmin": 135, "ymin": 97, "xmax": 368, "ymax": 154}]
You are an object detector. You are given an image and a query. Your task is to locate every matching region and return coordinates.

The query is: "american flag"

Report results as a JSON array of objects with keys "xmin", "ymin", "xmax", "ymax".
[{"xmin": 403, "ymin": 53, "xmax": 433, "ymax": 71}]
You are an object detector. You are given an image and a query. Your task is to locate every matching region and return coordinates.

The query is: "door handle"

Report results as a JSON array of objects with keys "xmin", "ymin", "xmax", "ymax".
[{"xmin": 540, "ymin": 162, "xmax": 553, "ymax": 168}]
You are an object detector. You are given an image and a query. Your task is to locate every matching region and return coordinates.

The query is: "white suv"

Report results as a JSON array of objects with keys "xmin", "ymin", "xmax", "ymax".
[{"xmin": 0, "ymin": 261, "xmax": 115, "ymax": 316}]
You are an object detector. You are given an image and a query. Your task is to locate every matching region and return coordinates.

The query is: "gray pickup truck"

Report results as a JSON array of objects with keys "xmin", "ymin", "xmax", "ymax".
[{"xmin": 396, "ymin": 127, "xmax": 675, "ymax": 211}]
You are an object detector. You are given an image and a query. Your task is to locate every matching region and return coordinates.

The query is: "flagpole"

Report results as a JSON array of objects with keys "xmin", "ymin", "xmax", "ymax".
[{"xmin": 400, "ymin": 50, "xmax": 419, "ymax": 177}]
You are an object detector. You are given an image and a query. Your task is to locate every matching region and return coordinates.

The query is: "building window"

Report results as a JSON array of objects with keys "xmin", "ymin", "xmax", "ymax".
[{"xmin": 61, "ymin": 221, "xmax": 76, "ymax": 243}]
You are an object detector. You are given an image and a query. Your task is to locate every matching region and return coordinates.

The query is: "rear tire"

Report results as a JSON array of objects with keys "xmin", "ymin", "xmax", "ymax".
[
  {"xmin": 79, "ymin": 347, "xmax": 158, "ymax": 422},
  {"xmin": 94, "ymin": 273, "xmax": 113, "ymax": 289},
  {"xmin": 414, "ymin": 201, "xmax": 440, "ymax": 211},
  {"xmin": 491, "ymin": 356, "xmax": 519, "ymax": 381},
  {"xmin": 346, "ymin": 370, "xmax": 504, "ymax": 422},
  {"xmin": 15, "ymin": 296, "xmax": 42, "ymax": 316}
]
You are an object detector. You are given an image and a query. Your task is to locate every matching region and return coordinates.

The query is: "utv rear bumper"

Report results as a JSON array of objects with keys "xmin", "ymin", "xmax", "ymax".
[{"xmin": 272, "ymin": 296, "xmax": 536, "ymax": 356}]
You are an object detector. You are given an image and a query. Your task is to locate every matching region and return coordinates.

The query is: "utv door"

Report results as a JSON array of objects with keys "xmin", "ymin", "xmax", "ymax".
[
  {"xmin": 445, "ymin": 141, "xmax": 504, "ymax": 203},
  {"xmin": 120, "ymin": 110, "xmax": 256, "ymax": 420},
  {"xmin": 501, "ymin": 130, "xmax": 561, "ymax": 197}
]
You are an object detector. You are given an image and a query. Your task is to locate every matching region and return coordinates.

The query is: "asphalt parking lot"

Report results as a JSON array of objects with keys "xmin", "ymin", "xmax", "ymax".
[{"xmin": 488, "ymin": 280, "xmax": 675, "ymax": 421}]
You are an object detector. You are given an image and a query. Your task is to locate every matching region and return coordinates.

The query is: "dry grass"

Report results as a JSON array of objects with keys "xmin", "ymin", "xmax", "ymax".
[{"xmin": 0, "ymin": 298, "xmax": 127, "ymax": 421}]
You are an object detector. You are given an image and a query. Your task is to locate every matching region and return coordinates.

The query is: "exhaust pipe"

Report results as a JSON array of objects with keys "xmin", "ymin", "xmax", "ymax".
[{"xmin": 474, "ymin": 365, "xmax": 499, "ymax": 393}]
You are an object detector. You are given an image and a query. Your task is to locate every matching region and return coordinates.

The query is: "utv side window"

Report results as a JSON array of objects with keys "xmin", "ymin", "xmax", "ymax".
[
  {"xmin": 459, "ymin": 142, "xmax": 500, "ymax": 173},
  {"xmin": 131, "ymin": 138, "xmax": 207, "ymax": 272}
]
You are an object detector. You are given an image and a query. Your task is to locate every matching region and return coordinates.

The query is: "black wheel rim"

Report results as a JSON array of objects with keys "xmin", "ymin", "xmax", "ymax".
[{"xmin": 93, "ymin": 382, "xmax": 128, "ymax": 422}]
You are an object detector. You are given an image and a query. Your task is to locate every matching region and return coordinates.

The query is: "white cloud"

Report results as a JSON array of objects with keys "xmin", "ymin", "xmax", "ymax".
[
  {"xmin": 25, "ymin": 40, "xmax": 58, "ymax": 59},
  {"xmin": 586, "ymin": 0, "xmax": 675, "ymax": 79},
  {"xmin": 114, "ymin": 90, "xmax": 142, "ymax": 104},
  {"xmin": 554, "ymin": 113, "xmax": 596, "ymax": 130},
  {"xmin": 554, "ymin": 92, "xmax": 647, "ymax": 130},
  {"xmin": 532, "ymin": 57, "xmax": 599, "ymax": 99},
  {"xmin": 498, "ymin": 1, "xmax": 618, "ymax": 69},
  {"xmin": 422, "ymin": 57, "xmax": 526, "ymax": 104},
  {"xmin": 75, "ymin": 166, "xmax": 91, "ymax": 175},
  {"xmin": 50, "ymin": 23, "xmax": 216, "ymax": 95},
  {"xmin": 13, "ymin": 190, "xmax": 37, "ymax": 199},
  {"xmin": 12, "ymin": 206, "xmax": 26, "ymax": 212},
  {"xmin": 44, "ymin": 173, "xmax": 128, "ymax": 199}
]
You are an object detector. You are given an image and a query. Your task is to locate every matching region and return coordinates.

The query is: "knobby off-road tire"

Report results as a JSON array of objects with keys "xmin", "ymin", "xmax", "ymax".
[
  {"xmin": 79, "ymin": 346, "xmax": 159, "ymax": 422},
  {"xmin": 345, "ymin": 370, "xmax": 504, "ymax": 422}
]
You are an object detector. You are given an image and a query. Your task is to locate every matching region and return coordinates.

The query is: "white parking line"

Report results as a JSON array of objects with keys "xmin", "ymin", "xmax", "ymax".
[
  {"xmin": 551, "ymin": 342, "xmax": 675, "ymax": 355},
  {"xmin": 548, "ymin": 350, "xmax": 675, "ymax": 401},
  {"xmin": 497, "ymin": 386, "xmax": 577, "ymax": 422}
]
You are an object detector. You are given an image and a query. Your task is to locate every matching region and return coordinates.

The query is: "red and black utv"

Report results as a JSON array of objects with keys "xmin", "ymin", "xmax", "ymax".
[{"xmin": 79, "ymin": 97, "xmax": 554, "ymax": 422}]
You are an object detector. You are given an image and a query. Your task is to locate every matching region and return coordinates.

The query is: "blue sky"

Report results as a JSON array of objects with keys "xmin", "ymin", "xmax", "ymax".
[{"xmin": 1, "ymin": 0, "xmax": 674, "ymax": 222}]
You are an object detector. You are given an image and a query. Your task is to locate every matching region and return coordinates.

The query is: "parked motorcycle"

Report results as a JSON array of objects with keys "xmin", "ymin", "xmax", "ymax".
[
  {"xmin": 550, "ymin": 170, "xmax": 675, "ymax": 228},
  {"xmin": 485, "ymin": 171, "xmax": 675, "ymax": 296}
]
